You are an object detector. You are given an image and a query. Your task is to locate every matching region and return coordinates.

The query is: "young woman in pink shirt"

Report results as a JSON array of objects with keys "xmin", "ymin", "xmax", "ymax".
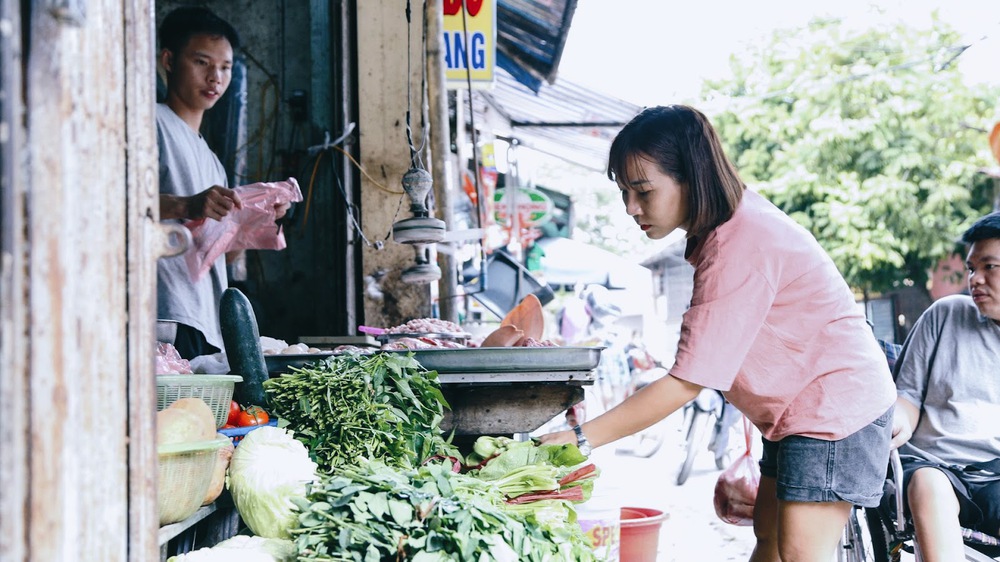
[{"xmin": 541, "ymin": 105, "xmax": 896, "ymax": 562}]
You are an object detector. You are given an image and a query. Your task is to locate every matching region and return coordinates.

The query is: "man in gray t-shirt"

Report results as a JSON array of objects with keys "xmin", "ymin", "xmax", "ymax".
[
  {"xmin": 892, "ymin": 212, "xmax": 1000, "ymax": 560},
  {"xmin": 156, "ymin": 8, "xmax": 287, "ymax": 360}
]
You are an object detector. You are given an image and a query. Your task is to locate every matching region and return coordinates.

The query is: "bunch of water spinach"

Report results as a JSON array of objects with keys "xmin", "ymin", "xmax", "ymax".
[{"xmin": 263, "ymin": 352, "xmax": 455, "ymax": 473}]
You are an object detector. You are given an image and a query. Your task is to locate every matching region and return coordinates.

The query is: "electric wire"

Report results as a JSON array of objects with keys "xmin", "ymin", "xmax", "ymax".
[
  {"xmin": 298, "ymin": 133, "xmax": 404, "ymax": 246},
  {"xmin": 460, "ymin": 0, "xmax": 488, "ymax": 298}
]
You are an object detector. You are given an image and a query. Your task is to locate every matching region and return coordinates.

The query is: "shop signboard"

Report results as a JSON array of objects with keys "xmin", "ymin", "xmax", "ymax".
[
  {"xmin": 443, "ymin": 0, "xmax": 495, "ymax": 89},
  {"xmin": 493, "ymin": 187, "xmax": 553, "ymax": 227}
]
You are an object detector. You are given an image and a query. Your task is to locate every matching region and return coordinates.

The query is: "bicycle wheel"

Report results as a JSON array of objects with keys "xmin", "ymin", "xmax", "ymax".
[
  {"xmin": 837, "ymin": 506, "xmax": 876, "ymax": 562},
  {"xmin": 862, "ymin": 506, "xmax": 893, "ymax": 562},
  {"xmin": 677, "ymin": 409, "xmax": 709, "ymax": 485},
  {"xmin": 632, "ymin": 419, "xmax": 667, "ymax": 458}
]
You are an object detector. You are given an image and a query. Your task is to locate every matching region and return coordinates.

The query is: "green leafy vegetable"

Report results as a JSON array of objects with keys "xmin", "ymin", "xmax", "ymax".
[
  {"xmin": 463, "ymin": 436, "xmax": 600, "ymax": 541},
  {"xmin": 263, "ymin": 352, "xmax": 456, "ymax": 472},
  {"xmin": 290, "ymin": 460, "xmax": 595, "ymax": 561}
]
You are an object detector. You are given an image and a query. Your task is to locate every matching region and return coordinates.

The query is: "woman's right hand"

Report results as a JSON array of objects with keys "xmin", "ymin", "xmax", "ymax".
[{"xmin": 538, "ymin": 429, "xmax": 577, "ymax": 446}]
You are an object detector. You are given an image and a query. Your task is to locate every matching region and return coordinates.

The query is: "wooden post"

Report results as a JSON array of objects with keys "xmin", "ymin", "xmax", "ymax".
[
  {"xmin": 424, "ymin": 0, "xmax": 459, "ymax": 323},
  {"xmin": 0, "ymin": 1, "xmax": 158, "ymax": 559},
  {"xmin": 357, "ymin": 2, "xmax": 434, "ymax": 327}
]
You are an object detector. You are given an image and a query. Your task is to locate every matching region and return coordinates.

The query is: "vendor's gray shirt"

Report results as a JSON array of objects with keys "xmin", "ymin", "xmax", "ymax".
[
  {"xmin": 896, "ymin": 294, "xmax": 1000, "ymax": 469},
  {"xmin": 156, "ymin": 103, "xmax": 228, "ymax": 352}
]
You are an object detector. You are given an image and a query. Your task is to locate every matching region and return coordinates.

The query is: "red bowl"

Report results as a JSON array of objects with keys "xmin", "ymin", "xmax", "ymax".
[{"xmin": 620, "ymin": 507, "xmax": 668, "ymax": 562}]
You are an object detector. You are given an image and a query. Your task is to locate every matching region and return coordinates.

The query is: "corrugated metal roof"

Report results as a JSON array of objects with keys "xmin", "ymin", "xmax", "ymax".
[
  {"xmin": 496, "ymin": 0, "xmax": 578, "ymax": 92},
  {"xmin": 472, "ymin": 67, "xmax": 643, "ymax": 172},
  {"xmin": 465, "ymin": 0, "xmax": 641, "ymax": 171}
]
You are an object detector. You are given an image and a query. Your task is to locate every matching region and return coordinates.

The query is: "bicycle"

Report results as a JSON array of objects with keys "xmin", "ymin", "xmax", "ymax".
[
  {"xmin": 676, "ymin": 388, "xmax": 736, "ymax": 485},
  {"xmin": 837, "ymin": 505, "xmax": 880, "ymax": 561},
  {"xmin": 611, "ymin": 366, "xmax": 671, "ymax": 458}
]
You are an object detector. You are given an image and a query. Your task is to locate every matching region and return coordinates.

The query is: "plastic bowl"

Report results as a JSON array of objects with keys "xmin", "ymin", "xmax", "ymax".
[
  {"xmin": 157, "ymin": 437, "xmax": 230, "ymax": 526},
  {"xmin": 620, "ymin": 507, "xmax": 668, "ymax": 562}
]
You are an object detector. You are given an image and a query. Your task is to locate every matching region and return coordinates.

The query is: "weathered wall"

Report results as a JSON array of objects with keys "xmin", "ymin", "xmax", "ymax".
[
  {"xmin": 356, "ymin": 1, "xmax": 434, "ymax": 328},
  {"xmin": 1, "ymin": 0, "xmax": 160, "ymax": 560}
]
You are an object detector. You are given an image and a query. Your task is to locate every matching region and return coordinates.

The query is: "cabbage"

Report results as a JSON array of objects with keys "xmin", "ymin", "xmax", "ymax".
[
  {"xmin": 166, "ymin": 535, "xmax": 296, "ymax": 561},
  {"xmin": 227, "ymin": 426, "xmax": 318, "ymax": 539}
]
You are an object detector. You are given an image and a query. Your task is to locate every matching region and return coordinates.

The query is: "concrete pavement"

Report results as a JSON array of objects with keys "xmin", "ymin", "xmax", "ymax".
[{"xmin": 586, "ymin": 410, "xmax": 758, "ymax": 561}]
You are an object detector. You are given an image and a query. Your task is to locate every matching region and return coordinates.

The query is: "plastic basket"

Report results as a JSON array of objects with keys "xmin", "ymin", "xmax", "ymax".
[
  {"xmin": 158, "ymin": 437, "xmax": 230, "ymax": 526},
  {"xmin": 156, "ymin": 374, "xmax": 243, "ymax": 429}
]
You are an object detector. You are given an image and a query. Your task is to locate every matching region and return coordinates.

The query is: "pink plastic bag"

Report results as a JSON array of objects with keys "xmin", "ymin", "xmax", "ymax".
[
  {"xmin": 713, "ymin": 416, "xmax": 759, "ymax": 526},
  {"xmin": 184, "ymin": 178, "xmax": 303, "ymax": 281},
  {"xmin": 155, "ymin": 342, "xmax": 192, "ymax": 374}
]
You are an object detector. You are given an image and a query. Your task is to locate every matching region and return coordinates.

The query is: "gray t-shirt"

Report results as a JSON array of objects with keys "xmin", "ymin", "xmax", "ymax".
[
  {"xmin": 896, "ymin": 294, "xmax": 1000, "ymax": 469},
  {"xmin": 156, "ymin": 103, "xmax": 228, "ymax": 352}
]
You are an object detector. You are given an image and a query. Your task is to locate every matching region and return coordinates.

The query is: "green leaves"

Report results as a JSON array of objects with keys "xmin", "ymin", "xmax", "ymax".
[
  {"xmin": 705, "ymin": 17, "xmax": 1000, "ymax": 296},
  {"xmin": 290, "ymin": 461, "xmax": 595, "ymax": 561},
  {"xmin": 263, "ymin": 352, "xmax": 457, "ymax": 473}
]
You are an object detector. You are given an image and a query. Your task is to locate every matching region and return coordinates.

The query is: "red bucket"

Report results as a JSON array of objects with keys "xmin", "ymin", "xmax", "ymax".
[{"xmin": 620, "ymin": 507, "xmax": 668, "ymax": 562}]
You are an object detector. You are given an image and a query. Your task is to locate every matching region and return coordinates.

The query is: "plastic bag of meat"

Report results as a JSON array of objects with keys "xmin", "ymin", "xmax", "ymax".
[
  {"xmin": 156, "ymin": 342, "xmax": 192, "ymax": 374},
  {"xmin": 184, "ymin": 178, "xmax": 303, "ymax": 282},
  {"xmin": 713, "ymin": 416, "xmax": 758, "ymax": 526}
]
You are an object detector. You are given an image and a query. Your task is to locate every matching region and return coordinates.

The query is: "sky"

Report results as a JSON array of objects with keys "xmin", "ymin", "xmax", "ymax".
[
  {"xmin": 556, "ymin": 0, "xmax": 1000, "ymax": 107},
  {"xmin": 518, "ymin": 1, "xmax": 1000, "ymax": 257}
]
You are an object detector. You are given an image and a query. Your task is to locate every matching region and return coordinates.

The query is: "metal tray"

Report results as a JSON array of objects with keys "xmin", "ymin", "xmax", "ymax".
[
  {"xmin": 377, "ymin": 332, "xmax": 470, "ymax": 344},
  {"xmin": 436, "ymin": 370, "xmax": 595, "ymax": 384},
  {"xmin": 264, "ymin": 352, "xmax": 334, "ymax": 376},
  {"xmin": 394, "ymin": 346, "xmax": 603, "ymax": 373}
]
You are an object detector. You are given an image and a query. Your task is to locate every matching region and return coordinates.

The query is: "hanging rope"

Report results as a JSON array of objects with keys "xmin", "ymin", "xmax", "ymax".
[{"xmin": 404, "ymin": 0, "xmax": 430, "ymax": 170}]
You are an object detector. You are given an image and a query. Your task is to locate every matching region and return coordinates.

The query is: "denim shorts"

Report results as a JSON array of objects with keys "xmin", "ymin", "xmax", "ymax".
[{"xmin": 759, "ymin": 406, "xmax": 893, "ymax": 508}]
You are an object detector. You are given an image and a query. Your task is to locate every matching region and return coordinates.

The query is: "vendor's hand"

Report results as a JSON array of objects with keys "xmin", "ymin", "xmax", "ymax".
[
  {"xmin": 538, "ymin": 429, "xmax": 576, "ymax": 446},
  {"xmin": 890, "ymin": 410, "xmax": 913, "ymax": 450},
  {"xmin": 274, "ymin": 201, "xmax": 291, "ymax": 220},
  {"xmin": 188, "ymin": 185, "xmax": 242, "ymax": 221},
  {"xmin": 890, "ymin": 397, "xmax": 919, "ymax": 450}
]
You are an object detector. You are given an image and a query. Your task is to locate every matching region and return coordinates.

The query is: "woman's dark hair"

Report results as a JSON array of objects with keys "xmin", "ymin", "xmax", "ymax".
[
  {"xmin": 607, "ymin": 105, "xmax": 745, "ymax": 238},
  {"xmin": 961, "ymin": 212, "xmax": 1000, "ymax": 244},
  {"xmin": 158, "ymin": 7, "xmax": 241, "ymax": 55}
]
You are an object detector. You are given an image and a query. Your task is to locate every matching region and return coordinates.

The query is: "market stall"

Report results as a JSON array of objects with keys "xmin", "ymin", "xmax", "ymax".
[
  {"xmin": 155, "ymin": 347, "xmax": 608, "ymax": 561},
  {"xmin": 264, "ymin": 346, "xmax": 597, "ymax": 437},
  {"xmin": 253, "ymin": 295, "xmax": 601, "ymax": 439},
  {"xmin": 403, "ymin": 346, "xmax": 599, "ymax": 436},
  {"xmin": 152, "ymin": 287, "xmax": 613, "ymax": 560}
]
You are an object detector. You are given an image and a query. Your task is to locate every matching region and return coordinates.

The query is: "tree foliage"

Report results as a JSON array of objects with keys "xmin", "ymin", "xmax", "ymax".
[{"xmin": 703, "ymin": 16, "xmax": 999, "ymax": 295}]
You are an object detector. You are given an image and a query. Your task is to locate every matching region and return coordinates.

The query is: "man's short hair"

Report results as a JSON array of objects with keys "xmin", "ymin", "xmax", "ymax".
[
  {"xmin": 961, "ymin": 212, "xmax": 1000, "ymax": 244},
  {"xmin": 158, "ymin": 7, "xmax": 240, "ymax": 55}
]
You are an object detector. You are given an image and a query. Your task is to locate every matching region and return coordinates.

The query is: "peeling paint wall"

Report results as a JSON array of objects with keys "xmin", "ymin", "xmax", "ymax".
[{"xmin": 356, "ymin": 2, "xmax": 434, "ymax": 327}]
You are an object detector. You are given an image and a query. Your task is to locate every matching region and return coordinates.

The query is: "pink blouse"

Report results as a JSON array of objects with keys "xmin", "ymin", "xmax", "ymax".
[{"xmin": 670, "ymin": 190, "xmax": 896, "ymax": 441}]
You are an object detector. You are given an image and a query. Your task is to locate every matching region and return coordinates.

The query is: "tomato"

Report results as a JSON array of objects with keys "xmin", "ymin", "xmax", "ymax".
[
  {"xmin": 221, "ymin": 423, "xmax": 236, "ymax": 429},
  {"xmin": 236, "ymin": 405, "xmax": 269, "ymax": 427},
  {"xmin": 226, "ymin": 400, "xmax": 241, "ymax": 426}
]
